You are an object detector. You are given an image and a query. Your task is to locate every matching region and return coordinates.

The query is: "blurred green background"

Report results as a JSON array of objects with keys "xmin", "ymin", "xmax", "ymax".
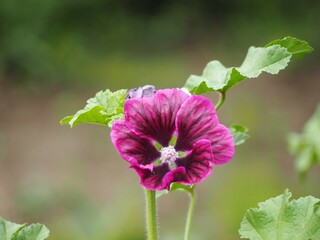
[{"xmin": 0, "ymin": 0, "xmax": 320, "ymax": 239}]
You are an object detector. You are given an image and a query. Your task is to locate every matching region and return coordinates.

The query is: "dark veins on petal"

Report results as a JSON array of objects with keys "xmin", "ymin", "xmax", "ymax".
[
  {"xmin": 111, "ymin": 121, "xmax": 160, "ymax": 165},
  {"xmin": 127, "ymin": 90, "xmax": 187, "ymax": 146},
  {"xmin": 123, "ymin": 136, "xmax": 160, "ymax": 165},
  {"xmin": 176, "ymin": 113, "xmax": 211, "ymax": 150},
  {"xmin": 175, "ymin": 97, "xmax": 218, "ymax": 151},
  {"xmin": 175, "ymin": 141, "xmax": 212, "ymax": 183}
]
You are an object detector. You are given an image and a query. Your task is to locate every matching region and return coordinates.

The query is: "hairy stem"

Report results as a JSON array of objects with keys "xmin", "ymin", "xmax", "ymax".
[
  {"xmin": 145, "ymin": 189, "xmax": 158, "ymax": 240},
  {"xmin": 184, "ymin": 188, "xmax": 196, "ymax": 240}
]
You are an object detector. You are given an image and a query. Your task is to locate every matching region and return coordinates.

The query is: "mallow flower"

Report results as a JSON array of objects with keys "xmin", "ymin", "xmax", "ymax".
[{"xmin": 111, "ymin": 88, "xmax": 234, "ymax": 190}]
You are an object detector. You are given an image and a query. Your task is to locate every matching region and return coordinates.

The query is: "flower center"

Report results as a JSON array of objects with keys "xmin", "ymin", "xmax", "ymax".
[{"xmin": 160, "ymin": 146, "xmax": 178, "ymax": 165}]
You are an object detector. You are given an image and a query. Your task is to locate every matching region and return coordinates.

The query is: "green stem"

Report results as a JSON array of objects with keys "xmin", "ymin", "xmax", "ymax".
[
  {"xmin": 184, "ymin": 188, "xmax": 196, "ymax": 240},
  {"xmin": 215, "ymin": 91, "xmax": 226, "ymax": 111},
  {"xmin": 145, "ymin": 189, "xmax": 158, "ymax": 240}
]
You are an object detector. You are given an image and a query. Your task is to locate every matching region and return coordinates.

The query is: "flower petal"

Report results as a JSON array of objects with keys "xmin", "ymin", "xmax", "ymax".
[
  {"xmin": 111, "ymin": 120, "xmax": 160, "ymax": 165},
  {"xmin": 175, "ymin": 95, "xmax": 219, "ymax": 151},
  {"xmin": 175, "ymin": 96, "xmax": 234, "ymax": 164},
  {"xmin": 175, "ymin": 140, "xmax": 213, "ymax": 184},
  {"xmin": 131, "ymin": 163, "xmax": 186, "ymax": 190},
  {"xmin": 125, "ymin": 89, "xmax": 189, "ymax": 147},
  {"xmin": 210, "ymin": 124, "xmax": 235, "ymax": 165}
]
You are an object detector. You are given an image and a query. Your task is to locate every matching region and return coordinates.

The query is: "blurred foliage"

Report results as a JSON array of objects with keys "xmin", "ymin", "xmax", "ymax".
[
  {"xmin": 287, "ymin": 104, "xmax": 320, "ymax": 177},
  {"xmin": 13, "ymin": 179, "xmax": 145, "ymax": 240},
  {"xmin": 0, "ymin": 0, "xmax": 319, "ymax": 88}
]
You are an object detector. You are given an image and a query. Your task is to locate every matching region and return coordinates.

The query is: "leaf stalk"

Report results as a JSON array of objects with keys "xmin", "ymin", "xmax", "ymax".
[{"xmin": 215, "ymin": 91, "xmax": 226, "ymax": 111}]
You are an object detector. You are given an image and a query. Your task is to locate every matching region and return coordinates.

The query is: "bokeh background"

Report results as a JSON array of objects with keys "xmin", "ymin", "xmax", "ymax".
[{"xmin": 1, "ymin": 0, "xmax": 320, "ymax": 239}]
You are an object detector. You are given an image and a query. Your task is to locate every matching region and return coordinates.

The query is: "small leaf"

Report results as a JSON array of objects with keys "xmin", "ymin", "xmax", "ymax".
[
  {"xmin": 60, "ymin": 89, "xmax": 127, "ymax": 128},
  {"xmin": 239, "ymin": 189, "xmax": 320, "ymax": 240},
  {"xmin": 294, "ymin": 146, "xmax": 317, "ymax": 178},
  {"xmin": 265, "ymin": 36, "xmax": 314, "ymax": 58},
  {"xmin": 183, "ymin": 37, "xmax": 312, "ymax": 94},
  {"xmin": 12, "ymin": 224, "xmax": 49, "ymax": 240},
  {"xmin": 287, "ymin": 104, "xmax": 320, "ymax": 176},
  {"xmin": 230, "ymin": 124, "xmax": 250, "ymax": 146},
  {"xmin": 287, "ymin": 133, "xmax": 305, "ymax": 155},
  {"xmin": 0, "ymin": 218, "xmax": 24, "ymax": 240}
]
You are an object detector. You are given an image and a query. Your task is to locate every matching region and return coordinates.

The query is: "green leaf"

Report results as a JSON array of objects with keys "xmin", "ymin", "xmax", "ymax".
[
  {"xmin": 221, "ymin": 68, "xmax": 246, "ymax": 92},
  {"xmin": 183, "ymin": 37, "xmax": 312, "ymax": 94},
  {"xmin": 185, "ymin": 62, "xmax": 246, "ymax": 94},
  {"xmin": 184, "ymin": 75, "xmax": 215, "ymax": 95},
  {"xmin": 287, "ymin": 104, "xmax": 320, "ymax": 176},
  {"xmin": 265, "ymin": 36, "xmax": 314, "ymax": 58},
  {"xmin": 0, "ymin": 218, "xmax": 24, "ymax": 240},
  {"xmin": 12, "ymin": 224, "xmax": 49, "ymax": 240},
  {"xmin": 239, "ymin": 189, "xmax": 320, "ymax": 240},
  {"xmin": 230, "ymin": 124, "xmax": 250, "ymax": 146},
  {"xmin": 0, "ymin": 218, "xmax": 49, "ymax": 240},
  {"xmin": 60, "ymin": 89, "xmax": 127, "ymax": 128},
  {"xmin": 184, "ymin": 62, "xmax": 243, "ymax": 94},
  {"xmin": 237, "ymin": 45, "xmax": 291, "ymax": 78}
]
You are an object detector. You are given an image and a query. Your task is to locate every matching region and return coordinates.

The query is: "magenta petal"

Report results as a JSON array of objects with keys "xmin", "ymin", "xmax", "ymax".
[
  {"xmin": 125, "ymin": 89, "xmax": 189, "ymax": 146},
  {"xmin": 175, "ymin": 95, "xmax": 219, "ymax": 151},
  {"xmin": 111, "ymin": 120, "xmax": 160, "ymax": 165},
  {"xmin": 175, "ymin": 140, "xmax": 213, "ymax": 184},
  {"xmin": 210, "ymin": 124, "xmax": 235, "ymax": 165},
  {"xmin": 131, "ymin": 163, "xmax": 186, "ymax": 190}
]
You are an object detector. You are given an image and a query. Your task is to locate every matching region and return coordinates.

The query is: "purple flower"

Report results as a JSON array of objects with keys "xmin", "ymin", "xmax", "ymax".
[
  {"xmin": 111, "ymin": 89, "xmax": 234, "ymax": 190},
  {"xmin": 125, "ymin": 85, "xmax": 157, "ymax": 100}
]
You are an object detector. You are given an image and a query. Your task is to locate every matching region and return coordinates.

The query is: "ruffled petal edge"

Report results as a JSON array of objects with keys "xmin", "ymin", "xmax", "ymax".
[{"xmin": 131, "ymin": 163, "xmax": 186, "ymax": 190}]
